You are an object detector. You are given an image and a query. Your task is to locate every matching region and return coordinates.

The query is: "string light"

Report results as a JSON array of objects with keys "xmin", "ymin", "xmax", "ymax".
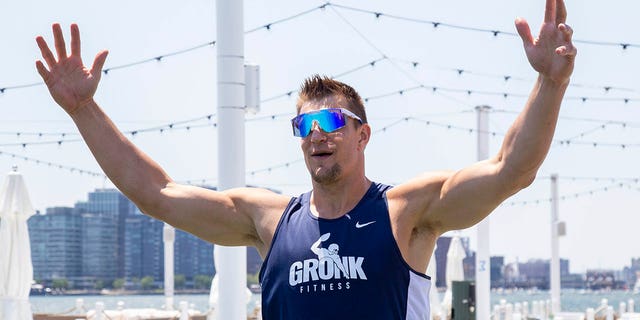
[
  {"xmin": 0, "ymin": 149, "xmax": 105, "ymax": 178},
  {"xmin": 261, "ymin": 57, "xmax": 388, "ymax": 104},
  {"xmin": 501, "ymin": 180, "xmax": 634, "ymax": 207},
  {"xmin": 535, "ymin": 175, "xmax": 639, "ymax": 183},
  {"xmin": 389, "ymin": 57, "xmax": 638, "ymax": 95},
  {"xmin": 363, "ymin": 83, "xmax": 638, "ymax": 105},
  {"xmin": 326, "ymin": 2, "xmax": 640, "ymax": 50},
  {"xmin": 1, "ymin": 4, "xmax": 329, "ymax": 93},
  {"xmin": 2, "ymin": 3, "xmax": 638, "ymax": 98},
  {"xmin": 4, "ymin": 109, "xmax": 638, "ymax": 151}
]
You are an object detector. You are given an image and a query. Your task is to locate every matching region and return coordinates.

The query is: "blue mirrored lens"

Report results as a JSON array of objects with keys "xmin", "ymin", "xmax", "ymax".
[{"xmin": 292, "ymin": 109, "xmax": 347, "ymax": 137}]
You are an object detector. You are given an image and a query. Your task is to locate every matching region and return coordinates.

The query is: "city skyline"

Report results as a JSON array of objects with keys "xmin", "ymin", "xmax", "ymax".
[
  {"xmin": 27, "ymin": 186, "xmax": 639, "ymax": 283},
  {"xmin": 1, "ymin": 0, "xmax": 639, "ymax": 274}
]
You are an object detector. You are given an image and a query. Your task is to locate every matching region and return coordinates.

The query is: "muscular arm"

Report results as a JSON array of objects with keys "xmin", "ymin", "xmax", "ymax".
[
  {"xmin": 73, "ymin": 102, "xmax": 289, "ymax": 248},
  {"xmin": 391, "ymin": 0, "xmax": 577, "ymax": 234},
  {"xmin": 36, "ymin": 23, "xmax": 289, "ymax": 253},
  {"xmin": 426, "ymin": 76, "xmax": 567, "ymax": 231}
]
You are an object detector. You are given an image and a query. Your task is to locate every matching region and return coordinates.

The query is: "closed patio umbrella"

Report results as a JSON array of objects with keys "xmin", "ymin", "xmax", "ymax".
[{"xmin": 0, "ymin": 167, "xmax": 35, "ymax": 320}]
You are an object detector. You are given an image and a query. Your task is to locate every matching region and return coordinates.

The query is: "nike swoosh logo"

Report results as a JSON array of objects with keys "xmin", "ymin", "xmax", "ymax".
[{"xmin": 355, "ymin": 221, "xmax": 376, "ymax": 228}]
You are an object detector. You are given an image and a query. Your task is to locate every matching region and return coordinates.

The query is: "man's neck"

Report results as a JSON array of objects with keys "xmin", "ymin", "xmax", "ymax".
[{"xmin": 310, "ymin": 175, "xmax": 371, "ymax": 219}]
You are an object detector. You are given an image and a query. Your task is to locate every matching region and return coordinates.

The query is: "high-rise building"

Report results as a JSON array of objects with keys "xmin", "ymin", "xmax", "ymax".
[
  {"xmin": 28, "ymin": 207, "xmax": 82, "ymax": 286},
  {"xmin": 29, "ymin": 186, "xmax": 276, "ymax": 290},
  {"xmin": 76, "ymin": 188, "xmax": 136, "ymax": 285},
  {"xmin": 80, "ymin": 211, "xmax": 118, "ymax": 286},
  {"xmin": 124, "ymin": 211, "xmax": 164, "ymax": 285},
  {"xmin": 175, "ymin": 229, "xmax": 215, "ymax": 282},
  {"xmin": 435, "ymin": 237, "xmax": 452, "ymax": 288},
  {"xmin": 490, "ymin": 256, "xmax": 505, "ymax": 286}
]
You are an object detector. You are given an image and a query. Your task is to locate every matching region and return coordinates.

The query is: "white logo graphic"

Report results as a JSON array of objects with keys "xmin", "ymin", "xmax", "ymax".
[
  {"xmin": 311, "ymin": 233, "xmax": 349, "ymax": 275},
  {"xmin": 288, "ymin": 233, "xmax": 367, "ymax": 293},
  {"xmin": 355, "ymin": 221, "xmax": 376, "ymax": 228}
]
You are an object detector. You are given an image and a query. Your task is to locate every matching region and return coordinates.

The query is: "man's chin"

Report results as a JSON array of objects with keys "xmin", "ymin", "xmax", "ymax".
[{"xmin": 311, "ymin": 165, "xmax": 342, "ymax": 184}]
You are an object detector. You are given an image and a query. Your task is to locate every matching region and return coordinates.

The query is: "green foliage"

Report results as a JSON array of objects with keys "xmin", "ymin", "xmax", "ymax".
[
  {"xmin": 174, "ymin": 274, "xmax": 186, "ymax": 289},
  {"xmin": 94, "ymin": 280, "xmax": 104, "ymax": 290},
  {"xmin": 194, "ymin": 274, "xmax": 213, "ymax": 289},
  {"xmin": 140, "ymin": 276, "xmax": 155, "ymax": 290},
  {"xmin": 112, "ymin": 278, "xmax": 125, "ymax": 289},
  {"xmin": 52, "ymin": 278, "xmax": 69, "ymax": 289}
]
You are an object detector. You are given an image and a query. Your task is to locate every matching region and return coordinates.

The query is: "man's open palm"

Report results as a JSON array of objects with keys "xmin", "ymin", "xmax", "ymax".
[{"xmin": 35, "ymin": 23, "xmax": 108, "ymax": 115}]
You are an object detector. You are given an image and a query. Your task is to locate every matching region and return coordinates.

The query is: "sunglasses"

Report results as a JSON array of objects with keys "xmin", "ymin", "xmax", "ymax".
[{"xmin": 291, "ymin": 108, "xmax": 363, "ymax": 138}]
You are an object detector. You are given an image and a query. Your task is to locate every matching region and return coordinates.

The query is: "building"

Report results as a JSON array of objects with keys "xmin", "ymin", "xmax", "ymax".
[
  {"xmin": 28, "ymin": 207, "xmax": 82, "ymax": 286},
  {"xmin": 175, "ymin": 229, "xmax": 215, "ymax": 284},
  {"xmin": 29, "ymin": 186, "xmax": 276, "ymax": 290},
  {"xmin": 75, "ymin": 188, "xmax": 136, "ymax": 287},
  {"xmin": 490, "ymin": 256, "xmax": 505, "ymax": 287},
  {"xmin": 124, "ymin": 211, "xmax": 164, "ymax": 287},
  {"xmin": 79, "ymin": 211, "xmax": 119, "ymax": 287},
  {"xmin": 514, "ymin": 258, "xmax": 570, "ymax": 289}
]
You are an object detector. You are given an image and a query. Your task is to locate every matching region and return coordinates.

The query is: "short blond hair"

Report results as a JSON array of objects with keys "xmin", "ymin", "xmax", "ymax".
[{"xmin": 296, "ymin": 75, "xmax": 368, "ymax": 124}]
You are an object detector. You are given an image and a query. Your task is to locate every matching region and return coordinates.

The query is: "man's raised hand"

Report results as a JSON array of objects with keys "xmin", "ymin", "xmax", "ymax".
[
  {"xmin": 515, "ymin": 0, "xmax": 577, "ymax": 84},
  {"xmin": 36, "ymin": 23, "xmax": 108, "ymax": 115}
]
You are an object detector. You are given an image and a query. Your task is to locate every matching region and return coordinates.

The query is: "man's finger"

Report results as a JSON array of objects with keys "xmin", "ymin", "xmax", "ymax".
[
  {"xmin": 544, "ymin": 0, "xmax": 556, "ymax": 23},
  {"xmin": 36, "ymin": 36, "xmax": 56, "ymax": 69},
  {"xmin": 52, "ymin": 23, "xmax": 68, "ymax": 60},
  {"xmin": 556, "ymin": 45, "xmax": 577, "ymax": 57},
  {"xmin": 558, "ymin": 23, "xmax": 573, "ymax": 42},
  {"xmin": 35, "ymin": 60, "xmax": 50, "ymax": 82},
  {"xmin": 515, "ymin": 18, "xmax": 534, "ymax": 47},
  {"xmin": 91, "ymin": 50, "xmax": 109, "ymax": 78},
  {"xmin": 70, "ymin": 24, "xmax": 81, "ymax": 57},
  {"xmin": 556, "ymin": 0, "xmax": 567, "ymax": 24}
]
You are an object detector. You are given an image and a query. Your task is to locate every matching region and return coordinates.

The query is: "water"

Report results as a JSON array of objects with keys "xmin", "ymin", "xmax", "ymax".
[
  {"xmin": 29, "ymin": 290, "xmax": 638, "ymax": 314},
  {"xmin": 30, "ymin": 293, "xmax": 261, "ymax": 314},
  {"xmin": 487, "ymin": 289, "xmax": 637, "ymax": 312}
]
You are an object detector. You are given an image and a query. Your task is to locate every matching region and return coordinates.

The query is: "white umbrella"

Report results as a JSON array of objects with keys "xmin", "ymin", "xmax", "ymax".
[
  {"xmin": 441, "ymin": 235, "xmax": 466, "ymax": 318},
  {"xmin": 0, "ymin": 167, "xmax": 35, "ymax": 320}
]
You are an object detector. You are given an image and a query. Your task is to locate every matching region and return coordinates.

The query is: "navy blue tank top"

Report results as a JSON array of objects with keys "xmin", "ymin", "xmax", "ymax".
[{"xmin": 259, "ymin": 182, "xmax": 432, "ymax": 319}]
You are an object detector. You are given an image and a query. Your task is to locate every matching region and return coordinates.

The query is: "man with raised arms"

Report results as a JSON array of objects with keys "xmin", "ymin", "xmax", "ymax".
[{"xmin": 35, "ymin": 0, "xmax": 575, "ymax": 318}]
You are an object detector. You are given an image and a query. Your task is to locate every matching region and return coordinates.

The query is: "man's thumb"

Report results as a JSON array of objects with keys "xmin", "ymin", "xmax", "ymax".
[
  {"xmin": 91, "ymin": 50, "xmax": 109, "ymax": 77},
  {"xmin": 515, "ymin": 17, "xmax": 534, "ymax": 47}
]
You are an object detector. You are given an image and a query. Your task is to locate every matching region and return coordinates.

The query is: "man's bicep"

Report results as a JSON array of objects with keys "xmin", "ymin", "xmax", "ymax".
[
  {"xmin": 425, "ymin": 158, "xmax": 520, "ymax": 232},
  {"xmin": 154, "ymin": 184, "xmax": 267, "ymax": 247}
]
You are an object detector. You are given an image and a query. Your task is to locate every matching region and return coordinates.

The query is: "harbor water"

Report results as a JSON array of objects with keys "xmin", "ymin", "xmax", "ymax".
[{"xmin": 29, "ymin": 290, "xmax": 638, "ymax": 314}]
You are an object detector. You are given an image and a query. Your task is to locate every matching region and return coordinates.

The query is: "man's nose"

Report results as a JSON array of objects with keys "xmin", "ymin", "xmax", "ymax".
[{"xmin": 309, "ymin": 121, "xmax": 327, "ymax": 142}]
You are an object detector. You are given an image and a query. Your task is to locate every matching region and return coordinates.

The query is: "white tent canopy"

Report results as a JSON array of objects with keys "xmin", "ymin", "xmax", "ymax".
[{"xmin": 0, "ymin": 168, "xmax": 35, "ymax": 320}]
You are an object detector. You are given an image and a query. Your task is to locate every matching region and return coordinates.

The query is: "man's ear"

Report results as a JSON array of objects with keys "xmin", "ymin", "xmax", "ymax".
[{"xmin": 358, "ymin": 123, "xmax": 371, "ymax": 150}]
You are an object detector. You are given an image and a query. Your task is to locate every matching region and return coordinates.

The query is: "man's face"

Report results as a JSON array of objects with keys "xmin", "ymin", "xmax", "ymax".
[{"xmin": 298, "ymin": 95, "xmax": 365, "ymax": 185}]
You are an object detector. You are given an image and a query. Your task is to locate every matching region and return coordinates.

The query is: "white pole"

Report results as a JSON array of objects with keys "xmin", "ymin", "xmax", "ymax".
[
  {"xmin": 550, "ymin": 174, "xmax": 561, "ymax": 314},
  {"xmin": 215, "ymin": 1, "xmax": 247, "ymax": 320},
  {"xmin": 163, "ymin": 223, "xmax": 175, "ymax": 310},
  {"xmin": 475, "ymin": 105, "xmax": 491, "ymax": 320}
]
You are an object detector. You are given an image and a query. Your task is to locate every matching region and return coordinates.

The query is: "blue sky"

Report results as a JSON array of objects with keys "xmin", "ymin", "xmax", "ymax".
[{"xmin": 1, "ymin": 0, "xmax": 639, "ymax": 273}]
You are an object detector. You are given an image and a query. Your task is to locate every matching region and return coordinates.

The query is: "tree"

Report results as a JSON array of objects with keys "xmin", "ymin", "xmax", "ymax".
[
  {"xmin": 94, "ymin": 280, "xmax": 104, "ymax": 290},
  {"xmin": 112, "ymin": 278, "xmax": 125, "ymax": 290},
  {"xmin": 52, "ymin": 278, "xmax": 68, "ymax": 289},
  {"xmin": 140, "ymin": 276, "xmax": 155, "ymax": 290},
  {"xmin": 175, "ymin": 274, "xmax": 186, "ymax": 289},
  {"xmin": 194, "ymin": 274, "xmax": 213, "ymax": 290}
]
